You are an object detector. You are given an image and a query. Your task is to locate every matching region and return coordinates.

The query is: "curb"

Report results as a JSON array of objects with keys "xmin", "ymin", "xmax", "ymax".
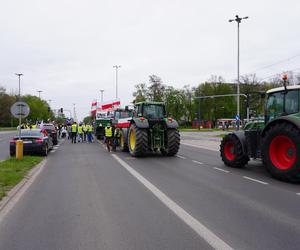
[{"xmin": 0, "ymin": 158, "xmax": 47, "ymax": 214}]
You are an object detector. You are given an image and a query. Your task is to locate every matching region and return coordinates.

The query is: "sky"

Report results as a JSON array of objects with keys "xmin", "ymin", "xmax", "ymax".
[{"xmin": 1, "ymin": 0, "xmax": 300, "ymax": 120}]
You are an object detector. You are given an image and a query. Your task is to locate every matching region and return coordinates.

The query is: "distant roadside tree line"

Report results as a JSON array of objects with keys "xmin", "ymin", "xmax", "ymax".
[
  {"xmin": 132, "ymin": 73, "xmax": 296, "ymax": 126},
  {"xmin": 0, "ymin": 86, "xmax": 54, "ymax": 127}
]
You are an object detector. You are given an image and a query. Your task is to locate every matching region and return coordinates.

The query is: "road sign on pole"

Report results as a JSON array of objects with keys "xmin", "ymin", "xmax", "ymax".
[{"xmin": 10, "ymin": 101, "xmax": 30, "ymax": 119}]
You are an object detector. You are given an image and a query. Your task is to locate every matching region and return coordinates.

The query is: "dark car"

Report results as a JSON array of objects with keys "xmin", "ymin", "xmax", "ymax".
[
  {"xmin": 42, "ymin": 123, "xmax": 58, "ymax": 145},
  {"xmin": 10, "ymin": 129, "xmax": 53, "ymax": 156}
]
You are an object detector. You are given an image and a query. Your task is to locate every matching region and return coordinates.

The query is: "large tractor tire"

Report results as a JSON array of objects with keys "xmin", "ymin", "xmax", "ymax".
[
  {"xmin": 120, "ymin": 131, "xmax": 129, "ymax": 152},
  {"xmin": 220, "ymin": 133, "xmax": 249, "ymax": 168},
  {"xmin": 128, "ymin": 124, "xmax": 148, "ymax": 157},
  {"xmin": 161, "ymin": 129, "xmax": 180, "ymax": 156},
  {"xmin": 262, "ymin": 123, "xmax": 300, "ymax": 182}
]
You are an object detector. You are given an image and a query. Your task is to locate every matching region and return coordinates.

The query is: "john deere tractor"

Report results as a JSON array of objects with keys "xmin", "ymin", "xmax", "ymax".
[
  {"xmin": 220, "ymin": 77, "xmax": 300, "ymax": 182},
  {"xmin": 120, "ymin": 101, "xmax": 180, "ymax": 157}
]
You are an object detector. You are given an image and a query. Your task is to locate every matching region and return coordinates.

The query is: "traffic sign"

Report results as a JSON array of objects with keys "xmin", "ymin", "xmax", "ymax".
[
  {"xmin": 10, "ymin": 101, "xmax": 30, "ymax": 119},
  {"xmin": 235, "ymin": 115, "xmax": 240, "ymax": 121}
]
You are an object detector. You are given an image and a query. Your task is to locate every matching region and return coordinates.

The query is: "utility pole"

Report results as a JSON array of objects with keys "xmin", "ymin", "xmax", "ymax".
[
  {"xmin": 73, "ymin": 103, "xmax": 77, "ymax": 122},
  {"xmin": 100, "ymin": 89, "xmax": 104, "ymax": 102},
  {"xmin": 15, "ymin": 73, "xmax": 23, "ymax": 139},
  {"xmin": 113, "ymin": 65, "xmax": 121, "ymax": 99},
  {"xmin": 229, "ymin": 15, "xmax": 248, "ymax": 130},
  {"xmin": 37, "ymin": 90, "xmax": 42, "ymax": 99}
]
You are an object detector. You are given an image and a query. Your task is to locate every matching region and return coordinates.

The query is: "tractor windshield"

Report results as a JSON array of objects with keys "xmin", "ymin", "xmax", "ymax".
[
  {"xmin": 266, "ymin": 89, "xmax": 299, "ymax": 122},
  {"xmin": 143, "ymin": 104, "xmax": 165, "ymax": 119}
]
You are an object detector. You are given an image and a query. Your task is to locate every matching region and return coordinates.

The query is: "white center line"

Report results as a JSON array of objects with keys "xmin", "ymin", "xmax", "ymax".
[
  {"xmin": 192, "ymin": 160, "xmax": 203, "ymax": 165},
  {"xmin": 243, "ymin": 176, "xmax": 268, "ymax": 185},
  {"xmin": 176, "ymin": 155, "xmax": 186, "ymax": 159},
  {"xmin": 112, "ymin": 154, "xmax": 233, "ymax": 250},
  {"xmin": 214, "ymin": 167, "xmax": 230, "ymax": 173}
]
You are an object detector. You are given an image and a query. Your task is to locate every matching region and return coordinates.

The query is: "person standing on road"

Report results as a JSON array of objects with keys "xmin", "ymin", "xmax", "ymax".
[
  {"xmin": 113, "ymin": 126, "xmax": 121, "ymax": 151},
  {"xmin": 71, "ymin": 122, "xmax": 78, "ymax": 144},
  {"xmin": 82, "ymin": 123, "xmax": 88, "ymax": 142},
  {"xmin": 87, "ymin": 123, "xmax": 93, "ymax": 143},
  {"xmin": 78, "ymin": 123, "xmax": 84, "ymax": 143},
  {"xmin": 104, "ymin": 123, "xmax": 114, "ymax": 152}
]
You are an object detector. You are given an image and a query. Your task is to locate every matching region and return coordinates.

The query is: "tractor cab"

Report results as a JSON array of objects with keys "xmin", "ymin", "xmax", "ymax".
[
  {"xmin": 135, "ymin": 102, "xmax": 166, "ymax": 120},
  {"xmin": 265, "ymin": 86, "xmax": 300, "ymax": 123}
]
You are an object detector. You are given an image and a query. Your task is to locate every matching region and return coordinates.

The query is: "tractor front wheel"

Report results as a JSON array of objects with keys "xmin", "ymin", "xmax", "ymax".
[
  {"xmin": 128, "ymin": 124, "xmax": 148, "ymax": 157},
  {"xmin": 220, "ymin": 133, "xmax": 249, "ymax": 168},
  {"xmin": 262, "ymin": 123, "xmax": 300, "ymax": 182}
]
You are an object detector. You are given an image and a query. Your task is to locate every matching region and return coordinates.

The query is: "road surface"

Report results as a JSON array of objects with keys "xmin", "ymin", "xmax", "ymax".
[{"xmin": 0, "ymin": 133, "xmax": 299, "ymax": 250}]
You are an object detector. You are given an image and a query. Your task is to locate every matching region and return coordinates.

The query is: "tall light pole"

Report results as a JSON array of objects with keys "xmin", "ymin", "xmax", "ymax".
[
  {"xmin": 73, "ymin": 103, "xmax": 77, "ymax": 122},
  {"xmin": 113, "ymin": 65, "xmax": 121, "ymax": 99},
  {"xmin": 15, "ymin": 73, "xmax": 23, "ymax": 140},
  {"xmin": 37, "ymin": 90, "xmax": 43, "ymax": 99},
  {"xmin": 100, "ymin": 89, "xmax": 104, "ymax": 102},
  {"xmin": 229, "ymin": 15, "xmax": 248, "ymax": 130}
]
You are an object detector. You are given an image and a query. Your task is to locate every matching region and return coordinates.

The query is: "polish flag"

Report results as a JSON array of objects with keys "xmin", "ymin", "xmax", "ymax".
[{"xmin": 91, "ymin": 101, "xmax": 97, "ymax": 113}]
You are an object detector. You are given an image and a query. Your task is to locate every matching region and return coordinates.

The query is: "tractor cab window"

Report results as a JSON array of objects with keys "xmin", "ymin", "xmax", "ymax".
[
  {"xmin": 143, "ymin": 104, "xmax": 165, "ymax": 119},
  {"xmin": 285, "ymin": 90, "xmax": 299, "ymax": 114},
  {"xmin": 266, "ymin": 90, "xmax": 299, "ymax": 122},
  {"xmin": 266, "ymin": 92, "xmax": 284, "ymax": 122}
]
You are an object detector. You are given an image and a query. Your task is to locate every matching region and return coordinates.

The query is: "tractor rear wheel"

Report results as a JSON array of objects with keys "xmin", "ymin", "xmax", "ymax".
[
  {"xmin": 120, "ymin": 131, "xmax": 129, "ymax": 152},
  {"xmin": 161, "ymin": 129, "xmax": 180, "ymax": 156},
  {"xmin": 262, "ymin": 123, "xmax": 300, "ymax": 182},
  {"xmin": 128, "ymin": 124, "xmax": 148, "ymax": 157},
  {"xmin": 220, "ymin": 133, "xmax": 249, "ymax": 168}
]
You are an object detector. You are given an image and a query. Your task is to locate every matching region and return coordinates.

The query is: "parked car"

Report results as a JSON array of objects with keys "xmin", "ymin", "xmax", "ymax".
[
  {"xmin": 42, "ymin": 123, "xmax": 58, "ymax": 145},
  {"xmin": 10, "ymin": 129, "xmax": 53, "ymax": 156}
]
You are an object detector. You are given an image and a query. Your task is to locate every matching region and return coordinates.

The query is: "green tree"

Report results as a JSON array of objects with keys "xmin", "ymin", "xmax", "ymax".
[
  {"xmin": 133, "ymin": 83, "xmax": 147, "ymax": 103},
  {"xmin": 147, "ymin": 75, "xmax": 165, "ymax": 102},
  {"xmin": 0, "ymin": 86, "xmax": 17, "ymax": 127}
]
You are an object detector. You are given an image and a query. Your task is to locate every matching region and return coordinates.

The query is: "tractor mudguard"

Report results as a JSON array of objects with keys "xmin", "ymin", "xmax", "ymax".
[
  {"xmin": 132, "ymin": 118, "xmax": 149, "ymax": 129},
  {"xmin": 262, "ymin": 116, "xmax": 300, "ymax": 137},
  {"xmin": 230, "ymin": 131, "xmax": 247, "ymax": 155},
  {"xmin": 164, "ymin": 118, "xmax": 179, "ymax": 129}
]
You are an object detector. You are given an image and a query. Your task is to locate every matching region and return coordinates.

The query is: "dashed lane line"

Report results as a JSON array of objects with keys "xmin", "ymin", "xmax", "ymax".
[
  {"xmin": 192, "ymin": 160, "xmax": 203, "ymax": 165},
  {"xmin": 176, "ymin": 155, "xmax": 186, "ymax": 159},
  {"xmin": 296, "ymin": 193, "xmax": 300, "ymax": 196},
  {"xmin": 214, "ymin": 167, "xmax": 230, "ymax": 173},
  {"xmin": 243, "ymin": 176, "xmax": 268, "ymax": 185},
  {"xmin": 112, "ymin": 154, "xmax": 233, "ymax": 250}
]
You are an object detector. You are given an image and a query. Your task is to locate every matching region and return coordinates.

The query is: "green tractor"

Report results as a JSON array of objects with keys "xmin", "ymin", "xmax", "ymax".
[
  {"xmin": 220, "ymin": 77, "xmax": 300, "ymax": 182},
  {"xmin": 120, "ymin": 101, "xmax": 180, "ymax": 157}
]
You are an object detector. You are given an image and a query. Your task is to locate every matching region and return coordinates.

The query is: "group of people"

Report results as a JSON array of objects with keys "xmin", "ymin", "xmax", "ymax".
[
  {"xmin": 104, "ymin": 123, "xmax": 121, "ymax": 152},
  {"xmin": 68, "ymin": 122, "xmax": 94, "ymax": 143}
]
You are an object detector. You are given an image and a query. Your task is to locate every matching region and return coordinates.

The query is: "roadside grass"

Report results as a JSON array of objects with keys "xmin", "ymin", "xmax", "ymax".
[
  {"xmin": 0, "ymin": 156, "xmax": 43, "ymax": 200},
  {"xmin": 0, "ymin": 127, "xmax": 17, "ymax": 131}
]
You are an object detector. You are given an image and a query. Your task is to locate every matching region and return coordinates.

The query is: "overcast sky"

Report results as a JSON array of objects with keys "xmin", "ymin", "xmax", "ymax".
[{"xmin": 1, "ymin": 0, "xmax": 300, "ymax": 120}]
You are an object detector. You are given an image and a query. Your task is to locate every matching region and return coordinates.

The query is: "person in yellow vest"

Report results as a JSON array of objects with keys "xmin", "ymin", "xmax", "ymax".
[
  {"xmin": 71, "ymin": 122, "xmax": 78, "ymax": 144},
  {"xmin": 78, "ymin": 123, "xmax": 84, "ymax": 143},
  {"xmin": 104, "ymin": 123, "xmax": 114, "ymax": 152},
  {"xmin": 87, "ymin": 123, "xmax": 94, "ymax": 143},
  {"xmin": 82, "ymin": 123, "xmax": 88, "ymax": 142}
]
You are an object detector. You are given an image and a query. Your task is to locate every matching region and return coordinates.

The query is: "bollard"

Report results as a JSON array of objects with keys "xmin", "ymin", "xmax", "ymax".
[{"xmin": 16, "ymin": 140, "xmax": 23, "ymax": 160}]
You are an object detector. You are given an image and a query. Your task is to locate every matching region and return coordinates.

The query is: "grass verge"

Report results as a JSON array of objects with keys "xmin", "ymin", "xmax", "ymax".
[
  {"xmin": 0, "ymin": 127, "xmax": 17, "ymax": 131},
  {"xmin": 0, "ymin": 156, "xmax": 43, "ymax": 200}
]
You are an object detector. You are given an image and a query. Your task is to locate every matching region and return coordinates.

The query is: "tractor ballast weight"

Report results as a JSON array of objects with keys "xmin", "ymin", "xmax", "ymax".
[{"xmin": 220, "ymin": 81, "xmax": 300, "ymax": 182}]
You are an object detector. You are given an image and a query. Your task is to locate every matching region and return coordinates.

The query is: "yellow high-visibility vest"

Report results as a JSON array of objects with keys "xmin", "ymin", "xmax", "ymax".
[
  {"xmin": 105, "ymin": 127, "xmax": 112, "ymax": 137},
  {"xmin": 71, "ymin": 124, "xmax": 77, "ymax": 133},
  {"xmin": 78, "ymin": 126, "xmax": 83, "ymax": 134},
  {"xmin": 88, "ymin": 125, "xmax": 93, "ymax": 132}
]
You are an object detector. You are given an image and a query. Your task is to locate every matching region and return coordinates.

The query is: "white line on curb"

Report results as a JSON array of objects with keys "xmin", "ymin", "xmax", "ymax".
[
  {"xmin": 214, "ymin": 167, "xmax": 230, "ymax": 173},
  {"xmin": 243, "ymin": 176, "xmax": 268, "ymax": 185},
  {"xmin": 192, "ymin": 160, "xmax": 203, "ymax": 165},
  {"xmin": 112, "ymin": 154, "xmax": 233, "ymax": 250},
  {"xmin": 181, "ymin": 142, "xmax": 219, "ymax": 152},
  {"xmin": 176, "ymin": 155, "xmax": 186, "ymax": 159}
]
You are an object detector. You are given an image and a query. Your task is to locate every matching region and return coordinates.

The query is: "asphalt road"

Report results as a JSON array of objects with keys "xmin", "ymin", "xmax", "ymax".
[
  {"xmin": 0, "ymin": 131, "xmax": 17, "ymax": 160},
  {"xmin": 0, "ymin": 133, "xmax": 300, "ymax": 250}
]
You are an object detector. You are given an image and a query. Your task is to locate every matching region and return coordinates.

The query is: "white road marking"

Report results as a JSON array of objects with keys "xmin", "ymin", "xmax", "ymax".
[
  {"xmin": 243, "ymin": 176, "xmax": 268, "ymax": 185},
  {"xmin": 51, "ymin": 150, "xmax": 56, "ymax": 153},
  {"xmin": 181, "ymin": 142, "xmax": 218, "ymax": 152},
  {"xmin": 192, "ymin": 160, "xmax": 203, "ymax": 165},
  {"xmin": 176, "ymin": 155, "xmax": 186, "ymax": 159},
  {"xmin": 296, "ymin": 193, "xmax": 300, "ymax": 196},
  {"xmin": 214, "ymin": 167, "xmax": 230, "ymax": 173},
  {"xmin": 112, "ymin": 154, "xmax": 233, "ymax": 250}
]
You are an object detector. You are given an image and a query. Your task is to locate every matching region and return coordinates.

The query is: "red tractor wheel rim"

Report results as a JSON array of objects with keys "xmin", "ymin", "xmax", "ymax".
[
  {"xmin": 269, "ymin": 135, "xmax": 296, "ymax": 170},
  {"xmin": 224, "ymin": 141, "xmax": 235, "ymax": 161}
]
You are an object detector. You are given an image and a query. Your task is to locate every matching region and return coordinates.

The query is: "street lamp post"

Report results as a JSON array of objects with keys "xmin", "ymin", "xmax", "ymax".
[
  {"xmin": 37, "ymin": 90, "xmax": 43, "ymax": 99},
  {"xmin": 15, "ymin": 73, "xmax": 23, "ymax": 139},
  {"xmin": 113, "ymin": 65, "xmax": 121, "ymax": 99},
  {"xmin": 100, "ymin": 90, "xmax": 104, "ymax": 102},
  {"xmin": 229, "ymin": 15, "xmax": 248, "ymax": 130}
]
